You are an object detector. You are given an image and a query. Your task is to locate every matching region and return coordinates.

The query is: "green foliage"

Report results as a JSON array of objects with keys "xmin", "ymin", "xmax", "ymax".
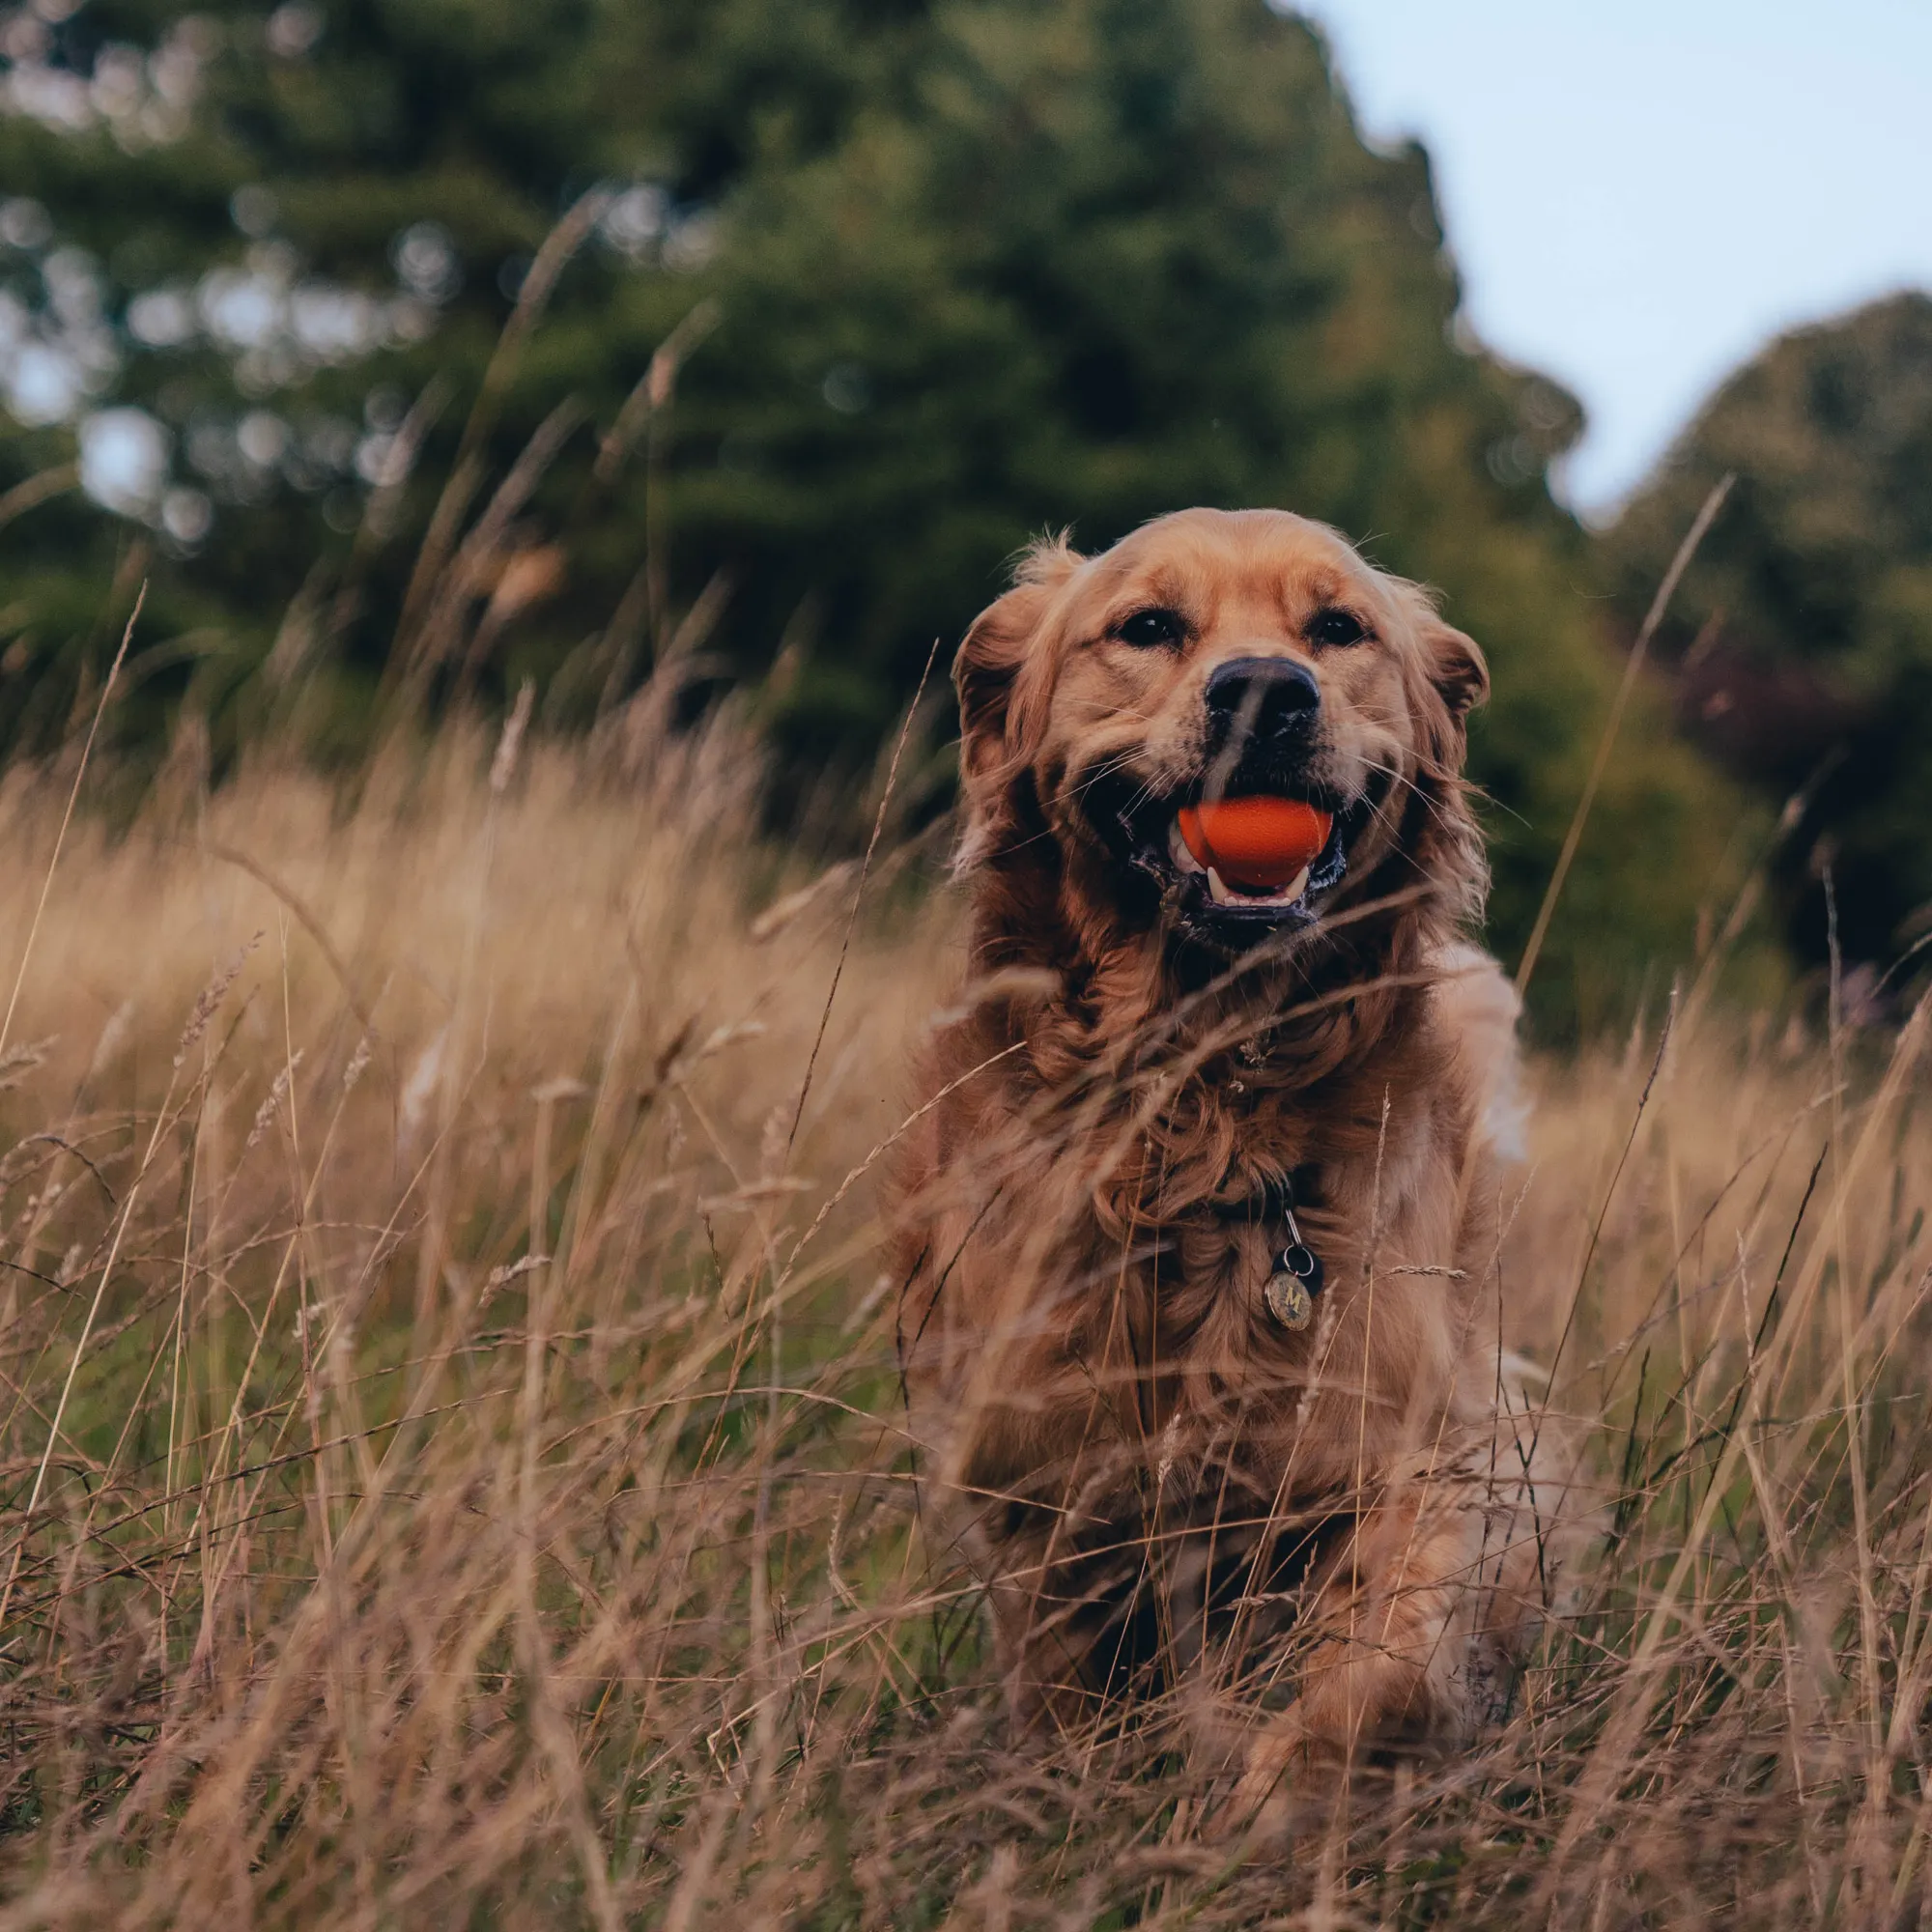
[
  {"xmin": 1, "ymin": 0, "xmax": 1757, "ymax": 1023},
  {"xmin": 1604, "ymin": 292, "xmax": 1932, "ymax": 974}
]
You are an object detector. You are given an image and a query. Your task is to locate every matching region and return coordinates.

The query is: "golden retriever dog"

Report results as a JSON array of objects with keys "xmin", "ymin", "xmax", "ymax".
[{"xmin": 891, "ymin": 507, "xmax": 1557, "ymax": 1807}]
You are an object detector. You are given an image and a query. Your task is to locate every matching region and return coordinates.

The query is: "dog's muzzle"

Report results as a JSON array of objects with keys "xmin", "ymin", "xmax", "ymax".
[{"xmin": 1077, "ymin": 657, "xmax": 1378, "ymax": 944}]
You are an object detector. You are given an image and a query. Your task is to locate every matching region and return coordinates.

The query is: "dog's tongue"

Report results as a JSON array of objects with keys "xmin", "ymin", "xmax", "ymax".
[{"xmin": 1178, "ymin": 797, "xmax": 1333, "ymax": 891}]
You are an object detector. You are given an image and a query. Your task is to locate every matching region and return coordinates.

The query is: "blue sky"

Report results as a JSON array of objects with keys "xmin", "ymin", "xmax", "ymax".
[{"xmin": 1300, "ymin": 0, "xmax": 1932, "ymax": 515}]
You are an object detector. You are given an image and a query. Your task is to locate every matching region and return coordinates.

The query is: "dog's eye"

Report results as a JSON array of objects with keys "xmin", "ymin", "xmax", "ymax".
[
  {"xmin": 1308, "ymin": 608, "xmax": 1369, "ymax": 647},
  {"xmin": 1116, "ymin": 607, "xmax": 1186, "ymax": 648}
]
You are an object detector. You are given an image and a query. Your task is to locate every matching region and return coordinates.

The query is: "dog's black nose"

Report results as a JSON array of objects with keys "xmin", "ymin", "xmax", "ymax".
[{"xmin": 1204, "ymin": 655, "xmax": 1321, "ymax": 753}]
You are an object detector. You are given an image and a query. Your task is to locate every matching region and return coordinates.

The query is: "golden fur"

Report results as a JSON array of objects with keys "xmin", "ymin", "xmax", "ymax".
[{"xmin": 891, "ymin": 508, "xmax": 1558, "ymax": 1798}]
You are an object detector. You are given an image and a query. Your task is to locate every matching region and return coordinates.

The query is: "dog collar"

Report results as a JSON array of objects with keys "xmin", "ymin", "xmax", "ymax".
[{"xmin": 1214, "ymin": 1167, "xmax": 1325, "ymax": 1332}]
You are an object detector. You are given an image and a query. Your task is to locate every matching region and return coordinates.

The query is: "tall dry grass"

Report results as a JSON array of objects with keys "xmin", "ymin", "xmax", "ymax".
[
  {"xmin": 0, "ymin": 668, "xmax": 1926, "ymax": 1927},
  {"xmin": 1, "ymin": 217, "xmax": 1927, "ymax": 1920}
]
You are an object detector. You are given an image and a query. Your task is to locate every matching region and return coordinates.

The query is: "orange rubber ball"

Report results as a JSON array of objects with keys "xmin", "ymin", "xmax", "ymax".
[{"xmin": 1177, "ymin": 796, "xmax": 1333, "ymax": 890}]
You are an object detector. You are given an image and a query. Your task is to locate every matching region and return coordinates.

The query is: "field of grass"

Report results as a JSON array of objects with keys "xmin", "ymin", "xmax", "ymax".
[{"xmin": 2, "ymin": 674, "xmax": 1930, "ymax": 1928}]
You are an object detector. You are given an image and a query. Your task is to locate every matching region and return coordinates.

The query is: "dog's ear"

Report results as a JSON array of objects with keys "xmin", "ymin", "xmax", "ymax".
[
  {"xmin": 1426, "ymin": 618, "xmax": 1490, "ymax": 720},
  {"xmin": 954, "ymin": 586, "xmax": 1042, "ymax": 785},
  {"xmin": 1402, "ymin": 600, "xmax": 1492, "ymax": 928},
  {"xmin": 953, "ymin": 536, "xmax": 1080, "ymax": 868}
]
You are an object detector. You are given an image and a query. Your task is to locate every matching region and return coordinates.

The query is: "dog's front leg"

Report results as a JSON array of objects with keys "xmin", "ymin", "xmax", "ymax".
[{"xmin": 1224, "ymin": 1463, "xmax": 1501, "ymax": 1821}]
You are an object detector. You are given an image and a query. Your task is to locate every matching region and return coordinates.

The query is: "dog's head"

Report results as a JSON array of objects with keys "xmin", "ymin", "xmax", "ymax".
[{"xmin": 954, "ymin": 507, "xmax": 1488, "ymax": 972}]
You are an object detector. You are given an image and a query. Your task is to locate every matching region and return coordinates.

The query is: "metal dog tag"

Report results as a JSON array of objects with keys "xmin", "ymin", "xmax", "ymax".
[{"xmin": 1264, "ymin": 1243, "xmax": 1322, "ymax": 1330}]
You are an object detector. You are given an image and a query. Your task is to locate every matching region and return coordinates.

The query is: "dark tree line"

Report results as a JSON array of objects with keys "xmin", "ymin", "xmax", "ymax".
[
  {"xmin": 1, "ymin": 0, "xmax": 1789, "ymax": 1023},
  {"xmin": 1606, "ymin": 293, "xmax": 1932, "ymax": 981}
]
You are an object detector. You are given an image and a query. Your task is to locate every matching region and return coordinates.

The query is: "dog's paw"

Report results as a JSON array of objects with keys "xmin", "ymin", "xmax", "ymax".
[{"xmin": 1201, "ymin": 1719, "xmax": 1321, "ymax": 1847}]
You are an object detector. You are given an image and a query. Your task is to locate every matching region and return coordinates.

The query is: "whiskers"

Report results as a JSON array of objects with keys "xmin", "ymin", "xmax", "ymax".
[{"xmin": 1065, "ymin": 750, "xmax": 1176, "ymax": 838}]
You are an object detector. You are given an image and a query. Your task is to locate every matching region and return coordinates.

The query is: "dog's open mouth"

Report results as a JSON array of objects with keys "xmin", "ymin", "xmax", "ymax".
[
  {"xmin": 1153, "ymin": 795, "xmax": 1352, "ymax": 929},
  {"xmin": 1079, "ymin": 769, "xmax": 1374, "ymax": 939},
  {"xmin": 1162, "ymin": 808, "xmax": 1344, "ymax": 917}
]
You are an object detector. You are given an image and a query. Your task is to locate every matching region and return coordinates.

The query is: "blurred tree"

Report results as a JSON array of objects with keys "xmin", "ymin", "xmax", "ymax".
[
  {"xmin": 1604, "ymin": 292, "xmax": 1932, "ymax": 977},
  {"xmin": 0, "ymin": 0, "xmax": 1756, "ymax": 1026}
]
